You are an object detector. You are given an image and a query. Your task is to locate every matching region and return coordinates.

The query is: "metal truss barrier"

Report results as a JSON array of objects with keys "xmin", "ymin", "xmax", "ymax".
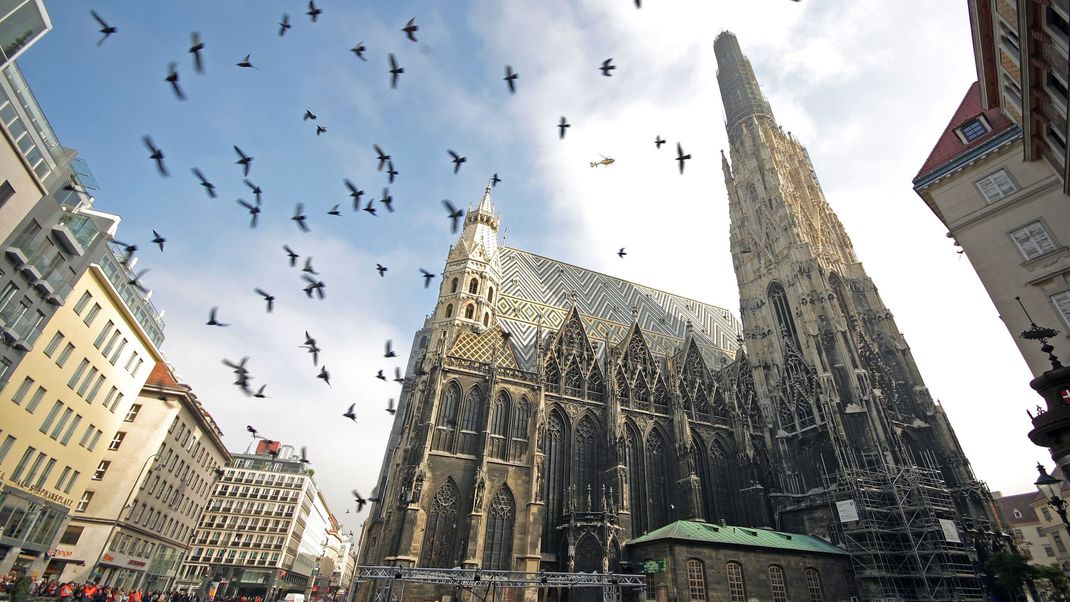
[{"xmin": 355, "ymin": 565, "xmax": 647, "ymax": 588}]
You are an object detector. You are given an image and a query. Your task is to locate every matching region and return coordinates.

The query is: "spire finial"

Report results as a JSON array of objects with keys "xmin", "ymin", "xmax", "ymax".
[
  {"xmin": 632, "ymin": 305, "xmax": 639, "ymax": 322},
  {"xmin": 1016, "ymin": 296, "xmax": 1063, "ymax": 370},
  {"xmin": 477, "ymin": 180, "xmax": 494, "ymax": 213}
]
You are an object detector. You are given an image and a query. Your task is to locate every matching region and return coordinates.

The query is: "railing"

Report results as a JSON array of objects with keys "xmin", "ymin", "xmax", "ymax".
[{"xmin": 58, "ymin": 211, "xmax": 99, "ymax": 249}]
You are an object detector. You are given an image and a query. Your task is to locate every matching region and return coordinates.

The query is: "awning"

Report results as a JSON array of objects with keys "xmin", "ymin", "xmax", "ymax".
[{"xmin": 45, "ymin": 558, "xmax": 85, "ymax": 565}]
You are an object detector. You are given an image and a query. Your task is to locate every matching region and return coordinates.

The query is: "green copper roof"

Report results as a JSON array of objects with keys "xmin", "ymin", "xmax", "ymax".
[{"xmin": 627, "ymin": 520, "xmax": 847, "ymax": 556}]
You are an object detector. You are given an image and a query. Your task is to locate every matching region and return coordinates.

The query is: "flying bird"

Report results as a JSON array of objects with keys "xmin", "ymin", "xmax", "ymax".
[
  {"xmin": 388, "ymin": 53, "xmax": 404, "ymax": 89},
  {"xmin": 233, "ymin": 146, "xmax": 253, "ymax": 177},
  {"xmin": 350, "ymin": 42, "xmax": 366, "ymax": 60},
  {"xmin": 192, "ymin": 168, "xmax": 216, "ymax": 198},
  {"xmin": 302, "ymin": 257, "xmax": 318, "ymax": 275},
  {"xmin": 142, "ymin": 136, "xmax": 168, "ymax": 176},
  {"xmin": 206, "ymin": 306, "xmax": 229, "ymax": 327},
  {"xmin": 402, "ymin": 17, "xmax": 419, "ymax": 42},
  {"xmin": 384, "ymin": 340, "xmax": 397, "ymax": 358},
  {"xmin": 327, "ymin": 204, "xmax": 341, "ymax": 216},
  {"xmin": 278, "ymin": 14, "xmax": 291, "ymax": 36},
  {"xmin": 165, "ymin": 63, "xmax": 185, "ymax": 100},
  {"xmin": 128, "ymin": 269, "xmax": 150, "ymax": 293},
  {"xmin": 246, "ymin": 425, "xmax": 258, "ymax": 437},
  {"xmin": 655, "ymin": 135, "xmax": 665, "ymax": 149},
  {"xmin": 386, "ymin": 161, "xmax": 398, "ymax": 183},
  {"xmin": 448, "ymin": 150, "xmax": 466, "ymax": 174},
  {"xmin": 315, "ymin": 125, "xmax": 327, "ymax": 136},
  {"xmin": 189, "ymin": 32, "xmax": 205, "ymax": 73},
  {"xmin": 676, "ymin": 142, "xmax": 691, "ymax": 174},
  {"xmin": 303, "ymin": 109, "xmax": 317, "ymax": 121},
  {"xmin": 237, "ymin": 54, "xmax": 256, "ymax": 69},
  {"xmin": 491, "ymin": 173, "xmax": 501, "ymax": 187},
  {"xmin": 600, "ymin": 58, "xmax": 616, "ymax": 76},
  {"xmin": 307, "ymin": 1, "xmax": 322, "ymax": 22},
  {"xmin": 420, "ymin": 269, "xmax": 435, "ymax": 289},
  {"xmin": 394, "ymin": 368, "xmax": 404, "ymax": 383},
  {"xmin": 380, "ymin": 189, "xmax": 394, "ymax": 213},
  {"xmin": 386, "ymin": 398, "xmax": 396, "ymax": 415},
  {"xmin": 284, "ymin": 245, "xmax": 299, "ymax": 267},
  {"xmin": 151, "ymin": 230, "xmax": 166, "ymax": 251},
  {"xmin": 376, "ymin": 264, "xmax": 387, "ymax": 277},
  {"xmin": 442, "ymin": 200, "xmax": 463, "ymax": 234},
  {"xmin": 254, "ymin": 385, "xmax": 268, "ymax": 399},
  {"xmin": 302, "ymin": 274, "xmax": 325, "ymax": 299},
  {"xmin": 255, "ymin": 288, "xmax": 275, "ymax": 312},
  {"xmin": 244, "ymin": 179, "xmax": 262, "ymax": 203},
  {"xmin": 91, "ymin": 10, "xmax": 116, "ymax": 46},
  {"xmin": 292, "ymin": 203, "xmax": 309, "ymax": 232},
  {"xmin": 345, "ymin": 180, "xmax": 364, "ymax": 210},
  {"xmin": 299, "ymin": 446, "xmax": 310, "ymax": 464},
  {"xmin": 558, "ymin": 116, "xmax": 570, "ymax": 139},
  {"xmin": 504, "ymin": 65, "xmax": 518, "ymax": 94},
  {"xmin": 317, "ymin": 365, "xmax": 331, "ymax": 387},
  {"xmin": 363, "ymin": 199, "xmax": 377, "ymax": 216},
  {"xmin": 343, "ymin": 403, "xmax": 356, "ymax": 422},
  {"xmin": 352, "ymin": 490, "xmax": 368, "ymax": 512},
  {"xmin": 237, "ymin": 199, "xmax": 260, "ymax": 228},
  {"xmin": 618, "ymin": 248, "xmax": 627, "ymax": 258},
  {"xmin": 302, "ymin": 331, "xmax": 320, "ymax": 366},
  {"xmin": 375, "ymin": 370, "xmax": 387, "ymax": 381},
  {"xmin": 374, "ymin": 145, "xmax": 390, "ymax": 171}
]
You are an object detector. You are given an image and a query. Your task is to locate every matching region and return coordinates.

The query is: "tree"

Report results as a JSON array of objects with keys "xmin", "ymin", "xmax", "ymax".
[
  {"xmin": 11, "ymin": 575, "xmax": 31, "ymax": 602},
  {"xmin": 1034, "ymin": 564, "xmax": 1070, "ymax": 600},
  {"xmin": 983, "ymin": 552, "xmax": 1036, "ymax": 599}
]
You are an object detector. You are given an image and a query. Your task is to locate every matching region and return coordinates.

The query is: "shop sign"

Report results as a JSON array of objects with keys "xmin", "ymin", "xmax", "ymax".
[
  {"xmin": 4, "ymin": 477, "xmax": 74, "ymax": 507},
  {"xmin": 640, "ymin": 559, "xmax": 666, "ymax": 574},
  {"xmin": 48, "ymin": 549, "xmax": 73, "ymax": 558},
  {"xmin": 128, "ymin": 560, "xmax": 147, "ymax": 567}
]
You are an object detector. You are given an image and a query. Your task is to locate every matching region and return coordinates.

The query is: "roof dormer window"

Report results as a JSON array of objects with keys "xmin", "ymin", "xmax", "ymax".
[{"xmin": 956, "ymin": 116, "xmax": 991, "ymax": 143}]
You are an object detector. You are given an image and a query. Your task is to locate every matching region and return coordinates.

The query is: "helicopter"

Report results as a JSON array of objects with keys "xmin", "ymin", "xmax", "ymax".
[{"xmin": 590, "ymin": 154, "xmax": 615, "ymax": 168}]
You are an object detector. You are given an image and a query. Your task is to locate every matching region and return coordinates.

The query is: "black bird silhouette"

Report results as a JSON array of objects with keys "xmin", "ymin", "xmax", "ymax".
[
  {"xmin": 380, "ymin": 189, "xmax": 394, "ymax": 213},
  {"xmin": 394, "ymin": 367, "xmax": 405, "ymax": 383},
  {"xmin": 254, "ymin": 385, "xmax": 268, "ymax": 399},
  {"xmin": 302, "ymin": 257, "xmax": 318, "ymax": 275},
  {"xmin": 292, "ymin": 203, "xmax": 309, "ymax": 232},
  {"xmin": 386, "ymin": 161, "xmax": 398, "ymax": 183},
  {"xmin": 491, "ymin": 173, "xmax": 501, "ymax": 187},
  {"xmin": 206, "ymin": 306, "xmax": 229, "ymax": 327},
  {"xmin": 376, "ymin": 264, "xmax": 387, "ymax": 277},
  {"xmin": 420, "ymin": 269, "xmax": 435, "ymax": 289},
  {"xmin": 343, "ymin": 403, "xmax": 356, "ymax": 422},
  {"xmin": 327, "ymin": 204, "xmax": 341, "ymax": 216},
  {"xmin": 142, "ymin": 136, "xmax": 168, "ymax": 176},
  {"xmin": 244, "ymin": 179, "xmax": 262, "ymax": 203},
  {"xmin": 113, "ymin": 240, "xmax": 137, "ymax": 268},
  {"xmin": 128, "ymin": 268, "xmax": 150, "ymax": 292},
  {"xmin": 600, "ymin": 58, "xmax": 616, "ymax": 76},
  {"xmin": 388, "ymin": 53, "xmax": 404, "ymax": 88},
  {"xmin": 284, "ymin": 245, "xmax": 299, "ymax": 267},
  {"xmin": 315, "ymin": 125, "xmax": 327, "ymax": 136},
  {"xmin": 91, "ymin": 11, "xmax": 116, "ymax": 46},
  {"xmin": 317, "ymin": 365, "xmax": 331, "ymax": 387},
  {"xmin": 237, "ymin": 54, "xmax": 256, "ymax": 69},
  {"xmin": 386, "ymin": 398, "xmax": 396, "ymax": 415},
  {"xmin": 384, "ymin": 340, "xmax": 397, "ymax": 358},
  {"xmin": 363, "ymin": 199, "xmax": 377, "ymax": 216},
  {"xmin": 189, "ymin": 32, "xmax": 205, "ymax": 73},
  {"xmin": 303, "ymin": 109, "xmax": 317, "ymax": 121},
  {"xmin": 351, "ymin": 42, "xmax": 366, "ymax": 61},
  {"xmin": 655, "ymin": 135, "xmax": 665, "ymax": 149},
  {"xmin": 246, "ymin": 425, "xmax": 258, "ymax": 438},
  {"xmin": 618, "ymin": 248, "xmax": 627, "ymax": 258},
  {"xmin": 278, "ymin": 14, "xmax": 291, "ymax": 36},
  {"xmin": 352, "ymin": 490, "xmax": 368, "ymax": 512},
  {"xmin": 345, "ymin": 179, "xmax": 364, "ymax": 210},
  {"xmin": 504, "ymin": 65, "xmax": 518, "ymax": 94},
  {"xmin": 448, "ymin": 150, "xmax": 466, "ymax": 174},
  {"xmin": 302, "ymin": 331, "xmax": 320, "ymax": 366},
  {"xmin": 402, "ymin": 17, "xmax": 419, "ymax": 42},
  {"xmin": 375, "ymin": 370, "xmax": 387, "ymax": 381},
  {"xmin": 151, "ymin": 230, "xmax": 166, "ymax": 251},
  {"xmin": 302, "ymin": 274, "xmax": 325, "ymax": 299},
  {"xmin": 234, "ymin": 146, "xmax": 253, "ymax": 177},
  {"xmin": 676, "ymin": 142, "xmax": 691, "ymax": 174},
  {"xmin": 191, "ymin": 168, "xmax": 216, "ymax": 198},
  {"xmin": 255, "ymin": 288, "xmax": 275, "ymax": 312},
  {"xmin": 442, "ymin": 200, "xmax": 463, "ymax": 234},
  {"xmin": 558, "ymin": 116, "xmax": 570, "ymax": 139},
  {"xmin": 237, "ymin": 199, "xmax": 260, "ymax": 228},
  {"xmin": 307, "ymin": 0, "xmax": 322, "ymax": 22},
  {"xmin": 374, "ymin": 145, "xmax": 390, "ymax": 171},
  {"xmin": 165, "ymin": 63, "xmax": 186, "ymax": 100},
  {"xmin": 299, "ymin": 446, "xmax": 310, "ymax": 464}
]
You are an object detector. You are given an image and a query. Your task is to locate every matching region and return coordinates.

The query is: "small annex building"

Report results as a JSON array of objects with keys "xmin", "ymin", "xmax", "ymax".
[{"xmin": 625, "ymin": 520, "xmax": 855, "ymax": 602}]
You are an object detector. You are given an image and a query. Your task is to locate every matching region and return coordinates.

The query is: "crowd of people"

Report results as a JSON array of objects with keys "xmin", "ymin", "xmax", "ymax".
[{"xmin": 0, "ymin": 574, "xmax": 195, "ymax": 602}]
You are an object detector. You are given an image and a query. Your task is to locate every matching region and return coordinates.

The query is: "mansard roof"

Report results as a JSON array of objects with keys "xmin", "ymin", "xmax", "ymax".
[
  {"xmin": 627, "ymin": 520, "xmax": 847, "ymax": 556},
  {"xmin": 448, "ymin": 324, "xmax": 520, "ymax": 369},
  {"xmin": 496, "ymin": 247, "xmax": 739, "ymax": 371}
]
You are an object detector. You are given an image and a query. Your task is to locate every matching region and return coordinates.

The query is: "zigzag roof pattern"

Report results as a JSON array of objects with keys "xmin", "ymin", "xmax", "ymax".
[{"xmin": 494, "ymin": 247, "xmax": 741, "ymax": 371}]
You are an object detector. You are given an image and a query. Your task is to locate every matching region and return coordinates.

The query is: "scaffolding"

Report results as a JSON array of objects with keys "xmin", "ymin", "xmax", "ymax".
[
  {"xmin": 823, "ymin": 455, "xmax": 985, "ymax": 601},
  {"xmin": 355, "ymin": 566, "xmax": 646, "ymax": 602}
]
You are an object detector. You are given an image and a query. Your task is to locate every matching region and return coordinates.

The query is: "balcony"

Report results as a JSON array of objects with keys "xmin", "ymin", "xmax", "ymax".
[{"xmin": 54, "ymin": 212, "xmax": 98, "ymax": 255}]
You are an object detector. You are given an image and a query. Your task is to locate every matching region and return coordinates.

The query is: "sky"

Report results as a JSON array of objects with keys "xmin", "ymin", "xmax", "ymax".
[{"xmin": 18, "ymin": 0, "xmax": 1045, "ymax": 537}]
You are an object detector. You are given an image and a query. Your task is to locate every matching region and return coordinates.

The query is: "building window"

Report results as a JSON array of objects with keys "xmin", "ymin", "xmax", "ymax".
[
  {"xmin": 65, "ymin": 470, "xmax": 80, "ymax": 494},
  {"xmin": 60, "ymin": 415, "xmax": 82, "ymax": 445},
  {"xmin": 1010, "ymin": 221, "xmax": 1059, "ymax": 261},
  {"xmin": 125, "ymin": 403, "xmax": 142, "ymax": 422},
  {"xmin": 420, "ymin": 478, "xmax": 459, "ymax": 567},
  {"xmin": 431, "ymin": 382, "xmax": 461, "ymax": 452},
  {"xmin": 975, "ymin": 169, "xmax": 1018, "ymax": 204},
  {"xmin": 1048, "ymin": 72, "xmax": 1069, "ymax": 107},
  {"xmin": 483, "ymin": 312, "xmax": 489, "ymax": 327},
  {"xmin": 488, "ymin": 391, "xmax": 510, "ymax": 460},
  {"xmin": 0, "ymin": 180, "xmax": 13, "ymax": 207},
  {"xmin": 56, "ymin": 342, "xmax": 74, "ymax": 367},
  {"xmin": 487, "ymin": 287, "xmax": 494, "ymax": 303},
  {"xmin": 686, "ymin": 559, "xmax": 707, "ymax": 601},
  {"xmin": 1053, "ymin": 290, "xmax": 1070, "ymax": 329},
  {"xmin": 1056, "ymin": 533, "xmax": 1068, "ymax": 554},
  {"xmin": 68, "ymin": 358, "xmax": 90, "ymax": 388},
  {"xmin": 76, "ymin": 491, "xmax": 94, "ymax": 513},
  {"xmin": 109, "ymin": 338, "xmax": 128, "ymax": 365},
  {"xmin": 93, "ymin": 321, "xmax": 114, "ymax": 349},
  {"xmin": 1047, "ymin": 5, "xmax": 1070, "ymax": 42},
  {"xmin": 725, "ymin": 562, "xmax": 746, "ymax": 602},
  {"xmin": 10, "ymin": 376, "xmax": 33, "ymax": 405},
  {"xmin": 956, "ymin": 117, "xmax": 990, "ymax": 143},
  {"xmin": 769, "ymin": 565, "xmax": 787, "ymax": 602},
  {"xmin": 999, "ymin": 20, "xmax": 1020, "ymax": 61},
  {"xmin": 469, "ymin": 278, "xmax": 478, "ymax": 294},
  {"xmin": 804, "ymin": 568, "xmax": 824, "ymax": 602},
  {"xmin": 39, "ymin": 401, "xmax": 63, "ymax": 433},
  {"xmin": 77, "ymin": 367, "xmax": 98, "ymax": 397},
  {"xmin": 59, "ymin": 526, "xmax": 83, "ymax": 546},
  {"xmin": 93, "ymin": 460, "xmax": 110, "ymax": 481},
  {"xmin": 0, "ymin": 435, "xmax": 14, "ymax": 464},
  {"xmin": 465, "ymin": 304, "xmax": 474, "ymax": 319},
  {"xmin": 1048, "ymin": 123, "xmax": 1067, "ymax": 154},
  {"xmin": 481, "ymin": 485, "xmax": 515, "ymax": 570},
  {"xmin": 108, "ymin": 431, "xmax": 126, "ymax": 451},
  {"xmin": 445, "ymin": 303, "xmax": 453, "ymax": 318},
  {"xmin": 43, "ymin": 331, "xmax": 64, "ymax": 357},
  {"xmin": 73, "ymin": 291, "xmax": 92, "ymax": 315},
  {"xmin": 83, "ymin": 303, "xmax": 101, "ymax": 326},
  {"xmin": 450, "ymin": 278, "xmax": 458, "ymax": 293}
]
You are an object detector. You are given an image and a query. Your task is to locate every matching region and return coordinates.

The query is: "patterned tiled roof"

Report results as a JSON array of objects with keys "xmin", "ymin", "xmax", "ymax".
[
  {"xmin": 914, "ymin": 81, "xmax": 1017, "ymax": 183},
  {"xmin": 627, "ymin": 520, "xmax": 847, "ymax": 555},
  {"xmin": 449, "ymin": 324, "xmax": 520, "ymax": 368},
  {"xmin": 495, "ymin": 247, "xmax": 740, "ymax": 371},
  {"xmin": 994, "ymin": 491, "xmax": 1042, "ymax": 527}
]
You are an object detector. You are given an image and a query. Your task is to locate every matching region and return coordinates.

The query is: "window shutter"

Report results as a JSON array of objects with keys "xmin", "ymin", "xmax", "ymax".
[
  {"xmin": 976, "ymin": 170, "xmax": 1018, "ymax": 203},
  {"xmin": 1012, "ymin": 222, "xmax": 1057, "ymax": 259},
  {"xmin": 1053, "ymin": 290, "xmax": 1070, "ymax": 328}
]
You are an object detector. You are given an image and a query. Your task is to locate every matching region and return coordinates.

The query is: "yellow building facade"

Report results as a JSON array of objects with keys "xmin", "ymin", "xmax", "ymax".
[{"xmin": 0, "ymin": 262, "xmax": 164, "ymax": 578}]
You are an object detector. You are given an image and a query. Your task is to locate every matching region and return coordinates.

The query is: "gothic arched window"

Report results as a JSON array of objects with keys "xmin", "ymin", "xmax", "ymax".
[
  {"xmin": 769, "ymin": 565, "xmax": 787, "ymax": 602},
  {"xmin": 420, "ymin": 478, "xmax": 459, "ymax": 567},
  {"xmin": 711, "ymin": 440, "xmax": 736, "ymax": 525},
  {"xmin": 625, "ymin": 424, "xmax": 645, "ymax": 533},
  {"xmin": 587, "ymin": 367, "xmax": 605, "ymax": 402},
  {"xmin": 564, "ymin": 362, "xmax": 582, "ymax": 397},
  {"xmin": 431, "ymin": 382, "xmax": 461, "ymax": 452},
  {"xmin": 646, "ymin": 429, "xmax": 672, "ymax": 530},
  {"xmin": 469, "ymin": 278, "xmax": 479, "ymax": 294},
  {"xmin": 482, "ymin": 485, "xmax": 515, "ymax": 570},
  {"xmin": 509, "ymin": 397, "xmax": 529, "ymax": 461},
  {"xmin": 465, "ymin": 304, "xmax": 474, "ymax": 319},
  {"xmin": 768, "ymin": 282, "xmax": 801, "ymax": 350},
  {"xmin": 488, "ymin": 391, "xmax": 510, "ymax": 460},
  {"xmin": 692, "ymin": 434, "xmax": 714, "ymax": 522},
  {"xmin": 445, "ymin": 304, "xmax": 453, "ymax": 318},
  {"xmin": 687, "ymin": 559, "xmax": 708, "ymax": 601},
  {"xmin": 574, "ymin": 415, "xmax": 601, "ymax": 510},
  {"xmin": 451, "ymin": 278, "xmax": 458, "ymax": 293},
  {"xmin": 483, "ymin": 312, "xmax": 489, "ymax": 327},
  {"xmin": 726, "ymin": 562, "xmax": 746, "ymax": 602},
  {"xmin": 487, "ymin": 287, "xmax": 494, "ymax": 303},
  {"xmin": 542, "ymin": 410, "xmax": 568, "ymax": 554},
  {"xmin": 457, "ymin": 387, "xmax": 484, "ymax": 455},
  {"xmin": 545, "ymin": 359, "xmax": 561, "ymax": 392}
]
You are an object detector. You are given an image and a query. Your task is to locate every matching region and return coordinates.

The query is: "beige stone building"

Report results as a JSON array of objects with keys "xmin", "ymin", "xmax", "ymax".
[
  {"xmin": 0, "ymin": 246, "xmax": 165, "ymax": 578},
  {"xmin": 995, "ymin": 490, "xmax": 1060, "ymax": 565},
  {"xmin": 913, "ymin": 0, "xmax": 1070, "ymax": 376},
  {"xmin": 56, "ymin": 361, "xmax": 229, "ymax": 591}
]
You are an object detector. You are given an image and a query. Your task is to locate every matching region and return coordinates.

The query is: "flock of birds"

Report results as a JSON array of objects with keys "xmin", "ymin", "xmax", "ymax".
[{"xmin": 82, "ymin": 2, "xmax": 704, "ymax": 516}]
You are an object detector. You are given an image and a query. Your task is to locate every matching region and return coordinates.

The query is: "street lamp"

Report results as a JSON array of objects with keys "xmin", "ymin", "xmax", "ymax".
[{"xmin": 1035, "ymin": 463, "xmax": 1070, "ymax": 536}]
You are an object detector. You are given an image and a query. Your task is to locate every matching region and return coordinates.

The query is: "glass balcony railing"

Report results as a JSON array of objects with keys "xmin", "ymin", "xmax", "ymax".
[
  {"xmin": 99, "ymin": 245, "xmax": 166, "ymax": 348},
  {"xmin": 58, "ymin": 211, "xmax": 99, "ymax": 249}
]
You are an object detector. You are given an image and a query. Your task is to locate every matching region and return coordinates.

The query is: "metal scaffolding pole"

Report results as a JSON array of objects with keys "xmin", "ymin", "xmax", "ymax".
[{"xmin": 355, "ymin": 566, "xmax": 645, "ymax": 601}]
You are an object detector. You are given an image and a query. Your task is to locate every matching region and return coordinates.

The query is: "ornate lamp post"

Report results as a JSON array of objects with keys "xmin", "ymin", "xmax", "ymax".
[{"xmin": 1035, "ymin": 464, "xmax": 1070, "ymax": 536}]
